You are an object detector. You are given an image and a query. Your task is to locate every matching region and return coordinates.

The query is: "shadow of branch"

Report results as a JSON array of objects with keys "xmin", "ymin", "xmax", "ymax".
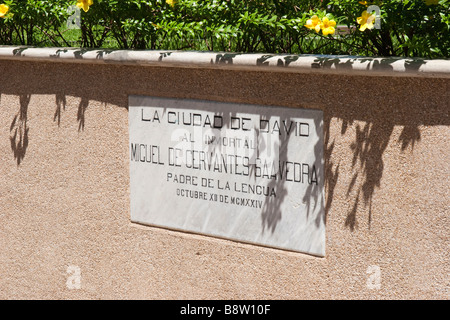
[{"xmin": 9, "ymin": 94, "xmax": 31, "ymax": 165}]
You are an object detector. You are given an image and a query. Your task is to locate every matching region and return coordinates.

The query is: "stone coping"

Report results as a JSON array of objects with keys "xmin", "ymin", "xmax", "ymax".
[{"xmin": 1, "ymin": 45, "xmax": 450, "ymax": 78}]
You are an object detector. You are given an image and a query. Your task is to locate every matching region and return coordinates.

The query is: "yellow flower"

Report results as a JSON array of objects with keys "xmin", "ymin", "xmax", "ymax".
[
  {"xmin": 304, "ymin": 15, "xmax": 322, "ymax": 33},
  {"xmin": 166, "ymin": 0, "xmax": 176, "ymax": 7},
  {"xmin": 320, "ymin": 17, "xmax": 336, "ymax": 36},
  {"xmin": 357, "ymin": 10, "xmax": 376, "ymax": 31},
  {"xmin": 0, "ymin": 4, "xmax": 9, "ymax": 18},
  {"xmin": 358, "ymin": 1, "xmax": 369, "ymax": 5},
  {"xmin": 76, "ymin": 0, "xmax": 94, "ymax": 13},
  {"xmin": 424, "ymin": 0, "xmax": 439, "ymax": 5}
]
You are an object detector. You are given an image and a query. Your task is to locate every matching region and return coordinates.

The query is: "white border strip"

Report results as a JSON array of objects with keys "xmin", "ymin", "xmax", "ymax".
[{"xmin": 1, "ymin": 46, "xmax": 449, "ymax": 78}]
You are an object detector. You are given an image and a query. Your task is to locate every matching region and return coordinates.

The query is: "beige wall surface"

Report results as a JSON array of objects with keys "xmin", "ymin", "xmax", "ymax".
[{"xmin": 0, "ymin": 58, "xmax": 448, "ymax": 299}]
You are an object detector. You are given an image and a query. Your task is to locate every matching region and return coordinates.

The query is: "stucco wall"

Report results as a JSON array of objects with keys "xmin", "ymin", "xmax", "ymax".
[{"xmin": 0, "ymin": 52, "xmax": 448, "ymax": 299}]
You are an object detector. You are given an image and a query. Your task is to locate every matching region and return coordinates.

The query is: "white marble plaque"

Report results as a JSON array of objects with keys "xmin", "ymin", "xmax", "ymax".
[{"xmin": 129, "ymin": 95, "xmax": 325, "ymax": 256}]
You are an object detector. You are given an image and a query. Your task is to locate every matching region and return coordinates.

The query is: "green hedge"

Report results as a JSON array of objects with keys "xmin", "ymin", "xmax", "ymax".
[{"xmin": 0, "ymin": 0, "xmax": 449, "ymax": 58}]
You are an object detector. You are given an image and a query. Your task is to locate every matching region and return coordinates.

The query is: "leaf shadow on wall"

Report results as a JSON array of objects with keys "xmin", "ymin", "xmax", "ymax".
[
  {"xmin": 305, "ymin": 55, "xmax": 449, "ymax": 232},
  {"xmin": 344, "ymin": 119, "xmax": 394, "ymax": 230},
  {"xmin": 9, "ymin": 94, "xmax": 31, "ymax": 165},
  {"xmin": 209, "ymin": 52, "xmax": 447, "ymax": 233},
  {"xmin": 1, "ymin": 51, "xmax": 448, "ymax": 236},
  {"xmin": 321, "ymin": 89, "xmax": 446, "ymax": 232}
]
